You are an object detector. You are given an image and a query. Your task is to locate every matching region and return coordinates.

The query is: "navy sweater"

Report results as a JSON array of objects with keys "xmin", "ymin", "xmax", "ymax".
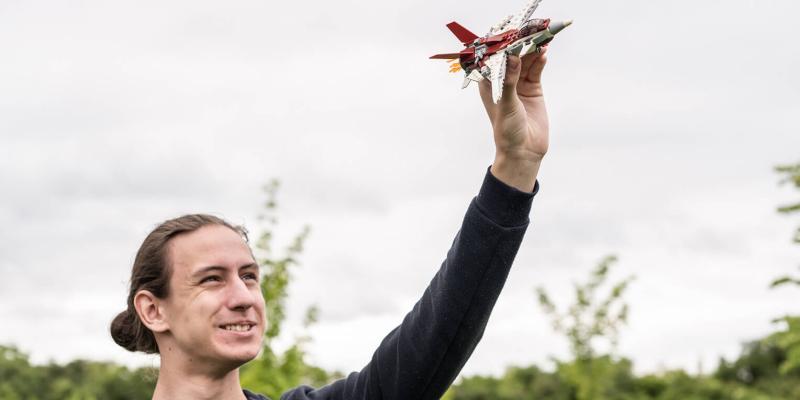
[{"xmin": 246, "ymin": 169, "xmax": 537, "ymax": 400}]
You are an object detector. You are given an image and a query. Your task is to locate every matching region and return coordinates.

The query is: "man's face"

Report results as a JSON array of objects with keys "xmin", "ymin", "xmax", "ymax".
[{"xmin": 160, "ymin": 224, "xmax": 266, "ymax": 369}]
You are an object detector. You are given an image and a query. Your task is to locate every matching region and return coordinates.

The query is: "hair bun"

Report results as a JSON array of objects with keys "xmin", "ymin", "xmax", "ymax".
[{"xmin": 110, "ymin": 309, "xmax": 137, "ymax": 352}]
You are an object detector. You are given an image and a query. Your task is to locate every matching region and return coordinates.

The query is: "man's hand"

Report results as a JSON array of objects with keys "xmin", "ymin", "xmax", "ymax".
[{"xmin": 479, "ymin": 48, "xmax": 549, "ymax": 192}]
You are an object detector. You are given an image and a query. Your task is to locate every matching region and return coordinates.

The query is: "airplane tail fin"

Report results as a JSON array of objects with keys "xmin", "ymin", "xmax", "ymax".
[
  {"xmin": 430, "ymin": 53, "xmax": 462, "ymax": 60},
  {"xmin": 446, "ymin": 21, "xmax": 479, "ymax": 45}
]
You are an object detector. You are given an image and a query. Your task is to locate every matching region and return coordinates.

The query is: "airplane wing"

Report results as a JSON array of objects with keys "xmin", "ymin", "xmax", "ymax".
[
  {"xmin": 486, "ymin": 52, "xmax": 508, "ymax": 103},
  {"xmin": 509, "ymin": 0, "xmax": 543, "ymax": 30},
  {"xmin": 489, "ymin": 14, "xmax": 514, "ymax": 35},
  {"xmin": 462, "ymin": 69, "xmax": 484, "ymax": 89}
]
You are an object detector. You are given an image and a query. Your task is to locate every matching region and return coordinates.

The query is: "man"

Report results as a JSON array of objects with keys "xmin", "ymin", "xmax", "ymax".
[{"xmin": 110, "ymin": 49, "xmax": 550, "ymax": 399}]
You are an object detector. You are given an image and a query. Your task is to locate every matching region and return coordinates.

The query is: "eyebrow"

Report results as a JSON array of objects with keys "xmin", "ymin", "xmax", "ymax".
[{"xmin": 192, "ymin": 263, "xmax": 258, "ymax": 278}]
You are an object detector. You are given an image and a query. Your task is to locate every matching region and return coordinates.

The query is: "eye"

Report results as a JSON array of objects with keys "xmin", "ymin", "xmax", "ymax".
[
  {"xmin": 242, "ymin": 272, "xmax": 259, "ymax": 282},
  {"xmin": 200, "ymin": 275, "xmax": 222, "ymax": 284}
]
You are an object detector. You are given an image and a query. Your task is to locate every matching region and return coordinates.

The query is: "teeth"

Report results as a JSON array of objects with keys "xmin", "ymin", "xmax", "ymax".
[{"xmin": 223, "ymin": 324, "xmax": 252, "ymax": 332}]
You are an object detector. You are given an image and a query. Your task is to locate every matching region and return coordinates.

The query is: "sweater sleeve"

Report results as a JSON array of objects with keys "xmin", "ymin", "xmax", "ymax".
[{"xmin": 279, "ymin": 168, "xmax": 537, "ymax": 400}]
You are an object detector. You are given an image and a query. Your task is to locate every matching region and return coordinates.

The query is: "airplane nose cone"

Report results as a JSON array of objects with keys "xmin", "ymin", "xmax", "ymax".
[{"xmin": 548, "ymin": 20, "xmax": 573, "ymax": 35}]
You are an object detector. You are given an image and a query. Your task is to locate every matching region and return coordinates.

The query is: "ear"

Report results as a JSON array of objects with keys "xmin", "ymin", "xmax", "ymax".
[{"xmin": 133, "ymin": 290, "xmax": 170, "ymax": 333}]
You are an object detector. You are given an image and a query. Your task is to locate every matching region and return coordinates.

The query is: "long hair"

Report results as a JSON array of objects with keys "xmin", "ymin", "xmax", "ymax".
[{"xmin": 109, "ymin": 214, "xmax": 248, "ymax": 353}]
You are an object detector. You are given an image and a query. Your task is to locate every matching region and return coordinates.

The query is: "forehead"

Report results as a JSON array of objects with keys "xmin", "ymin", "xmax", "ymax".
[{"xmin": 167, "ymin": 224, "xmax": 255, "ymax": 275}]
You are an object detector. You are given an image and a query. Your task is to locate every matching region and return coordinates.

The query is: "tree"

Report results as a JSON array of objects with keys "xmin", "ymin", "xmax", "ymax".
[
  {"xmin": 536, "ymin": 255, "xmax": 634, "ymax": 361},
  {"xmin": 0, "ymin": 345, "xmax": 41, "ymax": 400},
  {"xmin": 239, "ymin": 180, "xmax": 334, "ymax": 398},
  {"xmin": 768, "ymin": 161, "xmax": 800, "ymax": 376},
  {"xmin": 771, "ymin": 162, "xmax": 800, "ymax": 289},
  {"xmin": 715, "ymin": 339, "xmax": 800, "ymax": 398},
  {"xmin": 536, "ymin": 255, "xmax": 635, "ymax": 400}
]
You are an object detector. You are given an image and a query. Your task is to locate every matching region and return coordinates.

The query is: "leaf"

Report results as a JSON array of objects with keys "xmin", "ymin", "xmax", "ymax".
[
  {"xmin": 770, "ymin": 276, "xmax": 800, "ymax": 288},
  {"xmin": 303, "ymin": 305, "xmax": 320, "ymax": 328},
  {"xmin": 536, "ymin": 287, "xmax": 557, "ymax": 314},
  {"xmin": 777, "ymin": 203, "xmax": 800, "ymax": 214},
  {"xmin": 779, "ymin": 346, "xmax": 800, "ymax": 375}
]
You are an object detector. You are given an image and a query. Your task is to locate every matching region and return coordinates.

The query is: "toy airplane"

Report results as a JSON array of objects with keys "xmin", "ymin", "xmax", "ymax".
[{"xmin": 430, "ymin": 0, "xmax": 572, "ymax": 103}]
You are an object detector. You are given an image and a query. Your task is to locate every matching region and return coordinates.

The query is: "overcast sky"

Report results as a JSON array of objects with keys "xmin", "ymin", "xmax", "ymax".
[{"xmin": 1, "ymin": 0, "xmax": 799, "ymax": 381}]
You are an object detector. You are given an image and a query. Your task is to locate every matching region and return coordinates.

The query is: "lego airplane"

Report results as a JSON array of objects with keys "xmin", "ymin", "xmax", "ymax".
[{"xmin": 430, "ymin": 0, "xmax": 572, "ymax": 103}]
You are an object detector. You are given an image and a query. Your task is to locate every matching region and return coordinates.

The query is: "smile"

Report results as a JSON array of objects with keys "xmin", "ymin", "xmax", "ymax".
[{"xmin": 220, "ymin": 324, "xmax": 255, "ymax": 332}]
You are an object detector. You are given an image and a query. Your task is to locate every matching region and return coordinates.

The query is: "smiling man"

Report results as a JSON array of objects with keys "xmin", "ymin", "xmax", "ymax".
[{"xmin": 110, "ymin": 49, "xmax": 551, "ymax": 400}]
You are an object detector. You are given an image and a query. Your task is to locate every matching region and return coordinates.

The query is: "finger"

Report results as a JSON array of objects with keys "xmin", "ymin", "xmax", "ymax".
[
  {"xmin": 524, "ymin": 47, "xmax": 548, "ymax": 84},
  {"xmin": 478, "ymin": 77, "xmax": 497, "ymax": 122},
  {"xmin": 520, "ymin": 51, "xmax": 536, "ymax": 75},
  {"xmin": 503, "ymin": 55, "xmax": 522, "ymax": 89},
  {"xmin": 500, "ymin": 55, "xmax": 523, "ymax": 108}
]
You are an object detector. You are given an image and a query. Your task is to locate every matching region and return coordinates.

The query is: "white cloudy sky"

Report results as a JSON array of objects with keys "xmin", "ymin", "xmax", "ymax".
[{"xmin": 1, "ymin": 0, "xmax": 799, "ymax": 382}]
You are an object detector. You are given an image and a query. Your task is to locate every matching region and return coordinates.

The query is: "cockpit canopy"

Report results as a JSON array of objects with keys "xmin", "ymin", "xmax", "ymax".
[{"xmin": 519, "ymin": 18, "xmax": 550, "ymax": 37}]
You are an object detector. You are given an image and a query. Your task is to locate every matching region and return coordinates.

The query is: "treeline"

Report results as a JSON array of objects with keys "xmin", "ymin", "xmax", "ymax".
[
  {"xmin": 445, "ymin": 341, "xmax": 800, "ymax": 399},
  {"xmin": 2, "ymin": 336, "xmax": 798, "ymax": 399},
  {"xmin": 0, "ymin": 345, "xmax": 156, "ymax": 399}
]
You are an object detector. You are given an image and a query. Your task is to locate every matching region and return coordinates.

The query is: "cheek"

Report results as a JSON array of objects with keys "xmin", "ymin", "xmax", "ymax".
[
  {"xmin": 256, "ymin": 295, "xmax": 266, "ymax": 316},
  {"xmin": 253, "ymin": 292, "xmax": 267, "ymax": 324},
  {"xmin": 173, "ymin": 295, "xmax": 218, "ymax": 333}
]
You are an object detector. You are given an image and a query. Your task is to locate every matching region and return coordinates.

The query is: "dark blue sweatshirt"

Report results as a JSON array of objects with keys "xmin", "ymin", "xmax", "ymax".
[{"xmin": 245, "ymin": 169, "xmax": 537, "ymax": 400}]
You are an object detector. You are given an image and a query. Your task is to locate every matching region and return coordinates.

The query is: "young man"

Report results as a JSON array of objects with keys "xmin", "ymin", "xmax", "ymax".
[{"xmin": 111, "ymin": 50, "xmax": 550, "ymax": 400}]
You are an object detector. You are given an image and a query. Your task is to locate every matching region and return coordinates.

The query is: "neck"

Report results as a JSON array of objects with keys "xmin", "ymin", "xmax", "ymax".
[{"xmin": 153, "ymin": 353, "xmax": 245, "ymax": 400}]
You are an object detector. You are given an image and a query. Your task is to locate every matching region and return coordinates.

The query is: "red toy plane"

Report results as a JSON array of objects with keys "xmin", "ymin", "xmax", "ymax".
[{"xmin": 431, "ymin": 0, "xmax": 571, "ymax": 103}]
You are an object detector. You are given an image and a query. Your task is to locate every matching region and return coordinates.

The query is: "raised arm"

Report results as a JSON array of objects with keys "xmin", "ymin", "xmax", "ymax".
[
  {"xmin": 483, "ymin": 48, "xmax": 549, "ymax": 192},
  {"xmin": 279, "ymin": 51, "xmax": 549, "ymax": 400}
]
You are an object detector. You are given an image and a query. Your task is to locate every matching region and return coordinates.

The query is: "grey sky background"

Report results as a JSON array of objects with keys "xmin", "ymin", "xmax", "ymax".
[{"xmin": 1, "ymin": 0, "xmax": 799, "ymax": 380}]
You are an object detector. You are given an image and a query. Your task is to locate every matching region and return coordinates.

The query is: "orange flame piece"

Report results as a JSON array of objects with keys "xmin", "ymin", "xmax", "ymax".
[{"xmin": 449, "ymin": 60, "xmax": 462, "ymax": 73}]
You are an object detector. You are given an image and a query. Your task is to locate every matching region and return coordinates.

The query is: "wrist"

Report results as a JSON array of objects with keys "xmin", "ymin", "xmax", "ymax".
[{"xmin": 490, "ymin": 154, "xmax": 542, "ymax": 193}]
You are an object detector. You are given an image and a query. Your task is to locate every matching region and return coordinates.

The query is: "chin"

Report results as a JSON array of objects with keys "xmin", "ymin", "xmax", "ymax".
[
  {"xmin": 213, "ymin": 336, "xmax": 263, "ymax": 364},
  {"xmin": 227, "ymin": 349, "xmax": 260, "ymax": 365},
  {"xmin": 210, "ymin": 345, "xmax": 260, "ymax": 372},
  {"xmin": 233, "ymin": 343, "xmax": 261, "ymax": 361}
]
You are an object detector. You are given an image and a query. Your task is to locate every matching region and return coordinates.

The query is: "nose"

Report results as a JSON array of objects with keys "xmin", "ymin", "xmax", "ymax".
[{"xmin": 225, "ymin": 277, "xmax": 256, "ymax": 311}]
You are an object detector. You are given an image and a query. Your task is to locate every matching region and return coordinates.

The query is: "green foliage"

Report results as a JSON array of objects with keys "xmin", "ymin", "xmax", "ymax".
[
  {"xmin": 239, "ymin": 179, "xmax": 335, "ymax": 398},
  {"xmin": 770, "ymin": 275, "xmax": 800, "ymax": 288},
  {"xmin": 535, "ymin": 255, "xmax": 634, "ymax": 400},
  {"xmin": 445, "ymin": 365, "xmax": 573, "ymax": 400},
  {"xmin": 716, "ymin": 340, "xmax": 787, "ymax": 384},
  {"xmin": 775, "ymin": 162, "xmax": 800, "ymax": 216},
  {"xmin": 767, "ymin": 316, "xmax": 800, "ymax": 376},
  {"xmin": 448, "ymin": 346, "xmax": 800, "ymax": 400},
  {"xmin": 255, "ymin": 179, "xmax": 310, "ymax": 343},
  {"xmin": 536, "ymin": 255, "xmax": 634, "ymax": 362},
  {"xmin": 716, "ymin": 339, "xmax": 800, "ymax": 398},
  {"xmin": 775, "ymin": 161, "xmax": 800, "ymax": 248},
  {"xmin": 0, "ymin": 345, "xmax": 156, "ymax": 400},
  {"xmin": 772, "ymin": 162, "xmax": 800, "ymax": 286},
  {"xmin": 768, "ymin": 161, "xmax": 800, "ymax": 376}
]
